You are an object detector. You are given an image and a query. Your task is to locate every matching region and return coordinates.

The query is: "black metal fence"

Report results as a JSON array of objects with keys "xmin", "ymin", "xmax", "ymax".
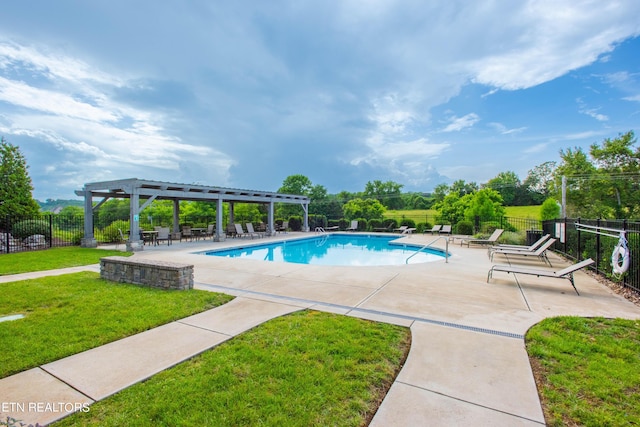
[
  {"xmin": 542, "ymin": 218, "xmax": 640, "ymax": 293},
  {"xmin": 2, "ymin": 212, "xmax": 639, "ymax": 293},
  {"xmin": 1, "ymin": 214, "xmax": 83, "ymax": 253}
]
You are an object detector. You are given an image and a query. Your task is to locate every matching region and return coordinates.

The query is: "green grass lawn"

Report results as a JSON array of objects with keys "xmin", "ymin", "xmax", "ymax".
[
  {"xmin": 0, "ymin": 272, "xmax": 233, "ymax": 378},
  {"xmin": 526, "ymin": 316, "xmax": 640, "ymax": 426},
  {"xmin": 0, "ymin": 247, "xmax": 131, "ymax": 275},
  {"xmin": 384, "ymin": 206, "xmax": 540, "ymax": 223},
  {"xmin": 55, "ymin": 310, "xmax": 411, "ymax": 427},
  {"xmin": 504, "ymin": 205, "xmax": 541, "ymax": 219}
]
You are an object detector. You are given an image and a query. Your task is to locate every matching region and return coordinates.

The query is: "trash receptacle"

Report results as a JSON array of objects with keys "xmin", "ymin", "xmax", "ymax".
[{"xmin": 526, "ymin": 230, "xmax": 543, "ymax": 246}]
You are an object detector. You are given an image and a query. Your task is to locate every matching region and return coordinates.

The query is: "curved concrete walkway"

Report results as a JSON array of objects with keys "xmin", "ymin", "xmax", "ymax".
[{"xmin": 2, "ymin": 232, "xmax": 639, "ymax": 425}]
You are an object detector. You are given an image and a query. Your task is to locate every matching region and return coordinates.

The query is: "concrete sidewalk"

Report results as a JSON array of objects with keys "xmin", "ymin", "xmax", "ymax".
[{"xmin": 2, "ymin": 234, "xmax": 640, "ymax": 426}]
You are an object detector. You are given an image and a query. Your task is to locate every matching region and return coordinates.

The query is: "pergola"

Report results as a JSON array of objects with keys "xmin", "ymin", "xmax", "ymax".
[{"xmin": 76, "ymin": 178, "xmax": 310, "ymax": 250}]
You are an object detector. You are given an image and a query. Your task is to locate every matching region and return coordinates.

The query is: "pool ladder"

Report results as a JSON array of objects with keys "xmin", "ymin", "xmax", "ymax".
[{"xmin": 405, "ymin": 236, "xmax": 449, "ymax": 264}]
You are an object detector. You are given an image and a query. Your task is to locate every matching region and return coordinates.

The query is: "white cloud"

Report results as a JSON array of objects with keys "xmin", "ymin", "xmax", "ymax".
[
  {"xmin": 441, "ymin": 113, "xmax": 479, "ymax": 133},
  {"xmin": 468, "ymin": 1, "xmax": 640, "ymax": 90},
  {"xmin": 489, "ymin": 122, "xmax": 527, "ymax": 135},
  {"xmin": 523, "ymin": 143, "xmax": 548, "ymax": 154},
  {"xmin": 577, "ymin": 98, "xmax": 609, "ymax": 121}
]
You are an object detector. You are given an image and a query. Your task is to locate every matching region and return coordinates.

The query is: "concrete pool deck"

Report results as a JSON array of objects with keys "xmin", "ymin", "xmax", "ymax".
[{"xmin": 2, "ymin": 231, "xmax": 640, "ymax": 425}]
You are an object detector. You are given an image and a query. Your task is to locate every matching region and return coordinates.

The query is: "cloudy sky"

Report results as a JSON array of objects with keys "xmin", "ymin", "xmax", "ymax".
[{"xmin": 1, "ymin": 1, "xmax": 639, "ymax": 201}]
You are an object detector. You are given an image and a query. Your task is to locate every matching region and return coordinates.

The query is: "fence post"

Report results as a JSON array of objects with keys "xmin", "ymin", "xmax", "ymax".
[
  {"xmin": 48, "ymin": 214, "xmax": 53, "ymax": 248},
  {"xmin": 577, "ymin": 218, "xmax": 582, "ymax": 265},
  {"xmin": 595, "ymin": 218, "xmax": 600, "ymax": 269},
  {"xmin": 4, "ymin": 215, "xmax": 8, "ymax": 253}
]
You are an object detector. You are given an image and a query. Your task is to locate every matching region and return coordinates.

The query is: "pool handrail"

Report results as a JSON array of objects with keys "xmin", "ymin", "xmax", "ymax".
[{"xmin": 406, "ymin": 236, "xmax": 449, "ymax": 264}]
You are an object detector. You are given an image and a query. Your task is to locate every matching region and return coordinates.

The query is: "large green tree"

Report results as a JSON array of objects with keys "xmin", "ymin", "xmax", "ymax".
[
  {"xmin": 342, "ymin": 198, "xmax": 385, "ymax": 221},
  {"xmin": 589, "ymin": 130, "xmax": 640, "ymax": 218},
  {"xmin": 277, "ymin": 174, "xmax": 315, "ymax": 219},
  {"xmin": 363, "ymin": 180, "xmax": 404, "ymax": 209},
  {"xmin": 486, "ymin": 171, "xmax": 520, "ymax": 206},
  {"xmin": 554, "ymin": 131, "xmax": 640, "ymax": 218},
  {"xmin": 524, "ymin": 161, "xmax": 557, "ymax": 203},
  {"xmin": 0, "ymin": 137, "xmax": 40, "ymax": 219}
]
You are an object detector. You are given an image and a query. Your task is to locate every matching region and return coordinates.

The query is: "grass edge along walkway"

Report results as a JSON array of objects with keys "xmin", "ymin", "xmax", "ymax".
[
  {"xmin": 0, "ymin": 247, "xmax": 132, "ymax": 276},
  {"xmin": 526, "ymin": 316, "xmax": 640, "ymax": 426},
  {"xmin": 54, "ymin": 310, "xmax": 411, "ymax": 427},
  {"xmin": 0, "ymin": 272, "xmax": 233, "ymax": 379}
]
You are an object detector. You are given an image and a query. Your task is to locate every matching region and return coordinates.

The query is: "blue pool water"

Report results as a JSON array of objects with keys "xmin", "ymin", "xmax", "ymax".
[{"xmin": 203, "ymin": 234, "xmax": 446, "ymax": 266}]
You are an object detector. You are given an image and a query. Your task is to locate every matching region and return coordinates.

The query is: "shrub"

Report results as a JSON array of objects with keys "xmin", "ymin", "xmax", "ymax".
[
  {"xmin": 368, "ymin": 219, "xmax": 383, "ymax": 230},
  {"xmin": 102, "ymin": 220, "xmax": 129, "ymax": 243},
  {"xmin": 11, "ymin": 219, "xmax": 51, "ymax": 240},
  {"xmin": 455, "ymin": 220, "xmax": 473, "ymax": 236},
  {"xmin": 309, "ymin": 215, "xmax": 327, "ymax": 230},
  {"xmin": 288, "ymin": 216, "xmax": 303, "ymax": 231},
  {"xmin": 398, "ymin": 218, "xmax": 416, "ymax": 228},
  {"xmin": 500, "ymin": 231, "xmax": 525, "ymax": 245},
  {"xmin": 355, "ymin": 218, "xmax": 367, "ymax": 231}
]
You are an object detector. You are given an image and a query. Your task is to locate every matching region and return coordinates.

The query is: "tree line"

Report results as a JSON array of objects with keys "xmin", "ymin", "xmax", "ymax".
[{"xmin": 1, "ymin": 131, "xmax": 639, "ymax": 228}]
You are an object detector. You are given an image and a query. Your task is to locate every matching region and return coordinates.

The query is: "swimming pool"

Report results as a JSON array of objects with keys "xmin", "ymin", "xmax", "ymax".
[{"xmin": 203, "ymin": 234, "xmax": 446, "ymax": 266}]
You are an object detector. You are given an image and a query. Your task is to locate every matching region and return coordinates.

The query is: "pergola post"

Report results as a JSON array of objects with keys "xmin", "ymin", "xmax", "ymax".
[
  {"xmin": 215, "ymin": 198, "xmax": 224, "ymax": 241},
  {"xmin": 302, "ymin": 202, "xmax": 309, "ymax": 232},
  {"xmin": 172, "ymin": 200, "xmax": 180, "ymax": 235},
  {"xmin": 268, "ymin": 201, "xmax": 275, "ymax": 236},
  {"xmin": 80, "ymin": 189, "xmax": 97, "ymax": 248},
  {"xmin": 127, "ymin": 190, "xmax": 144, "ymax": 251}
]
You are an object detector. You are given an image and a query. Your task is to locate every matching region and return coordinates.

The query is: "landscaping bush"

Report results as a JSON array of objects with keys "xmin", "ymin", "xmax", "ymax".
[
  {"xmin": 398, "ymin": 218, "xmax": 416, "ymax": 228},
  {"xmin": 101, "ymin": 220, "xmax": 129, "ymax": 243},
  {"xmin": 355, "ymin": 218, "xmax": 368, "ymax": 231},
  {"xmin": 368, "ymin": 218, "xmax": 383, "ymax": 231},
  {"xmin": 455, "ymin": 220, "xmax": 474, "ymax": 236},
  {"xmin": 500, "ymin": 231, "xmax": 525, "ymax": 245},
  {"xmin": 11, "ymin": 219, "xmax": 51, "ymax": 240},
  {"xmin": 288, "ymin": 216, "xmax": 303, "ymax": 231},
  {"xmin": 309, "ymin": 214, "xmax": 327, "ymax": 230},
  {"xmin": 328, "ymin": 219, "xmax": 342, "ymax": 230}
]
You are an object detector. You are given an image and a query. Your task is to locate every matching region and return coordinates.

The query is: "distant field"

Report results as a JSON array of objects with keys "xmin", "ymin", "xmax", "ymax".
[
  {"xmin": 384, "ymin": 206, "xmax": 541, "ymax": 222},
  {"xmin": 504, "ymin": 205, "xmax": 541, "ymax": 219}
]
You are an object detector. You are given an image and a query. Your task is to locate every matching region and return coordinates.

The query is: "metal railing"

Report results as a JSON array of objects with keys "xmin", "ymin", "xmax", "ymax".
[
  {"xmin": 543, "ymin": 218, "xmax": 640, "ymax": 293},
  {"xmin": 406, "ymin": 236, "xmax": 450, "ymax": 264}
]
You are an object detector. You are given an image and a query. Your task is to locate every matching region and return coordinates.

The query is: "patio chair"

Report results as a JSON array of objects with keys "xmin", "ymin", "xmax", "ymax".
[
  {"xmin": 235, "ymin": 223, "xmax": 252, "ymax": 238},
  {"xmin": 439, "ymin": 225, "xmax": 452, "ymax": 236},
  {"xmin": 245, "ymin": 223, "xmax": 263, "ymax": 238},
  {"xmin": 490, "ymin": 238, "xmax": 557, "ymax": 266},
  {"xmin": 487, "ymin": 258, "xmax": 594, "ymax": 295},
  {"xmin": 394, "ymin": 225, "xmax": 408, "ymax": 233},
  {"xmin": 117, "ymin": 229, "xmax": 127, "ymax": 249},
  {"xmin": 180, "ymin": 226, "xmax": 193, "ymax": 242},
  {"xmin": 226, "ymin": 223, "xmax": 237, "ymax": 238},
  {"xmin": 488, "ymin": 234, "xmax": 550, "ymax": 257},
  {"xmin": 346, "ymin": 220, "xmax": 358, "ymax": 231},
  {"xmin": 428, "ymin": 225, "xmax": 442, "ymax": 234},
  {"xmin": 277, "ymin": 221, "xmax": 289, "ymax": 234},
  {"xmin": 156, "ymin": 227, "xmax": 172, "ymax": 245},
  {"xmin": 205, "ymin": 224, "xmax": 215, "ymax": 239},
  {"xmin": 460, "ymin": 229, "xmax": 504, "ymax": 247}
]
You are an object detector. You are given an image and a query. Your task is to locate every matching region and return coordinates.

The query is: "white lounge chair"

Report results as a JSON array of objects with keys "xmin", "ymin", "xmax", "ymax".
[
  {"xmin": 461, "ymin": 229, "xmax": 503, "ymax": 247},
  {"xmin": 346, "ymin": 220, "xmax": 358, "ymax": 231},
  {"xmin": 245, "ymin": 223, "xmax": 262, "ymax": 238},
  {"xmin": 487, "ymin": 258, "xmax": 594, "ymax": 295},
  {"xmin": 490, "ymin": 238, "xmax": 557, "ymax": 266},
  {"xmin": 428, "ymin": 225, "xmax": 442, "ymax": 234},
  {"xmin": 440, "ymin": 225, "xmax": 452, "ymax": 236},
  {"xmin": 235, "ymin": 223, "xmax": 251, "ymax": 238},
  {"xmin": 394, "ymin": 225, "xmax": 408, "ymax": 233},
  {"xmin": 488, "ymin": 234, "xmax": 550, "ymax": 257}
]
